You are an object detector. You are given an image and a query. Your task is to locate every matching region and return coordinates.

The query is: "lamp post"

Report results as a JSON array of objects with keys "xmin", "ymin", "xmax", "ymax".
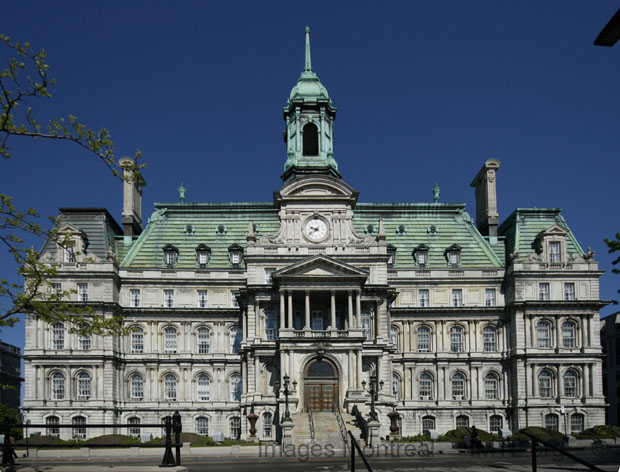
[
  {"xmin": 361, "ymin": 375, "xmax": 383, "ymax": 422},
  {"xmin": 282, "ymin": 375, "xmax": 292, "ymax": 422}
]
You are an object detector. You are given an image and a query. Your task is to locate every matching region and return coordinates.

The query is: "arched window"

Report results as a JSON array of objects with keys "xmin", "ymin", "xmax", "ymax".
[
  {"xmin": 483, "ymin": 325, "xmax": 497, "ymax": 352},
  {"xmin": 130, "ymin": 373, "xmax": 144, "ymax": 400},
  {"xmin": 490, "ymin": 415, "xmax": 503, "ymax": 433},
  {"xmin": 78, "ymin": 327, "xmax": 91, "ymax": 350},
  {"xmin": 450, "ymin": 326, "xmax": 464, "ymax": 352},
  {"xmin": 128, "ymin": 417, "xmax": 141, "ymax": 438},
  {"xmin": 570, "ymin": 413, "xmax": 584, "ymax": 434},
  {"xmin": 263, "ymin": 412, "xmax": 273, "ymax": 438},
  {"xmin": 72, "ymin": 416, "xmax": 86, "ymax": 439},
  {"xmin": 51, "ymin": 322, "xmax": 65, "ymax": 350},
  {"xmin": 544, "ymin": 413, "xmax": 558, "ymax": 431},
  {"xmin": 230, "ymin": 374, "xmax": 242, "ymax": 402},
  {"xmin": 417, "ymin": 325, "xmax": 431, "ymax": 352},
  {"xmin": 164, "ymin": 373, "xmax": 177, "ymax": 401},
  {"xmin": 229, "ymin": 416, "xmax": 241, "ymax": 439},
  {"xmin": 563, "ymin": 369, "xmax": 578, "ymax": 397},
  {"xmin": 131, "ymin": 326, "xmax": 144, "ymax": 353},
  {"xmin": 484, "ymin": 372, "xmax": 500, "ymax": 400},
  {"xmin": 537, "ymin": 321, "xmax": 551, "ymax": 348},
  {"xmin": 302, "ymin": 123, "xmax": 319, "ymax": 156},
  {"xmin": 391, "ymin": 326, "xmax": 399, "ymax": 351},
  {"xmin": 422, "ymin": 416, "xmax": 435, "ymax": 434},
  {"xmin": 196, "ymin": 416, "xmax": 209, "ymax": 436},
  {"xmin": 538, "ymin": 369, "xmax": 553, "ymax": 398},
  {"xmin": 419, "ymin": 372, "xmax": 433, "ymax": 400},
  {"xmin": 456, "ymin": 415, "xmax": 469, "ymax": 428},
  {"xmin": 197, "ymin": 374, "xmax": 211, "ymax": 401},
  {"xmin": 230, "ymin": 327, "xmax": 242, "ymax": 354},
  {"xmin": 46, "ymin": 416, "xmax": 60, "ymax": 437},
  {"xmin": 451, "ymin": 372, "xmax": 466, "ymax": 399},
  {"xmin": 76, "ymin": 371, "xmax": 91, "ymax": 400},
  {"xmin": 164, "ymin": 326, "xmax": 177, "ymax": 353},
  {"xmin": 392, "ymin": 373, "xmax": 401, "ymax": 401},
  {"xmin": 51, "ymin": 372, "xmax": 65, "ymax": 400},
  {"xmin": 562, "ymin": 320, "xmax": 577, "ymax": 348},
  {"xmin": 197, "ymin": 327, "xmax": 210, "ymax": 354}
]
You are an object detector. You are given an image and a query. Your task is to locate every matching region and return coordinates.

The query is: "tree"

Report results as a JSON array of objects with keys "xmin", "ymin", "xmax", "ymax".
[
  {"xmin": 604, "ymin": 232, "xmax": 620, "ymax": 305},
  {"xmin": 0, "ymin": 34, "xmax": 144, "ymax": 335}
]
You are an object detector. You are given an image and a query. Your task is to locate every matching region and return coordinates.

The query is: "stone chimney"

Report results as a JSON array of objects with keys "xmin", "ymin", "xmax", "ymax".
[
  {"xmin": 470, "ymin": 159, "xmax": 501, "ymax": 236},
  {"xmin": 119, "ymin": 158, "xmax": 145, "ymax": 236}
]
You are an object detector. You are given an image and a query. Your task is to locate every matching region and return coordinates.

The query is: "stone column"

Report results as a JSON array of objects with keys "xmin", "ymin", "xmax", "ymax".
[
  {"xmin": 305, "ymin": 291, "xmax": 310, "ymax": 329},
  {"xmin": 555, "ymin": 317, "xmax": 561, "ymax": 349},
  {"xmin": 348, "ymin": 350, "xmax": 353, "ymax": 389},
  {"xmin": 288, "ymin": 292, "xmax": 293, "ymax": 329},
  {"xmin": 331, "ymin": 291, "xmax": 336, "ymax": 329},
  {"xmin": 280, "ymin": 292, "xmax": 286, "ymax": 330},
  {"xmin": 583, "ymin": 363, "xmax": 590, "ymax": 398},
  {"xmin": 348, "ymin": 291, "xmax": 354, "ymax": 329},
  {"xmin": 242, "ymin": 309, "xmax": 247, "ymax": 341},
  {"xmin": 254, "ymin": 356, "xmax": 260, "ymax": 394},
  {"xmin": 357, "ymin": 350, "xmax": 362, "ymax": 388},
  {"xmin": 356, "ymin": 291, "xmax": 361, "ymax": 328}
]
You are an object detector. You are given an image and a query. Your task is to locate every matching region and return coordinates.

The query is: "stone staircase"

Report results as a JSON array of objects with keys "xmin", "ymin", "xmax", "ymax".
[{"xmin": 290, "ymin": 410, "xmax": 358, "ymax": 448}]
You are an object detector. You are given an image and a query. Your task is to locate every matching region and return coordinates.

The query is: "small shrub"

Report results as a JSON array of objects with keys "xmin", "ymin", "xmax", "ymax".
[
  {"xmin": 512, "ymin": 427, "xmax": 564, "ymax": 441},
  {"xmin": 574, "ymin": 425, "xmax": 620, "ymax": 439}
]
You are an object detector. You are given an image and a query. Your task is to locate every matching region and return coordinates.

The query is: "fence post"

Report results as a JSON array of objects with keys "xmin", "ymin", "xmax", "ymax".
[
  {"xmin": 160, "ymin": 416, "xmax": 175, "ymax": 467},
  {"xmin": 1, "ymin": 417, "xmax": 15, "ymax": 467},
  {"xmin": 350, "ymin": 433, "xmax": 355, "ymax": 472},
  {"xmin": 531, "ymin": 438, "xmax": 537, "ymax": 472},
  {"xmin": 173, "ymin": 410, "xmax": 182, "ymax": 466}
]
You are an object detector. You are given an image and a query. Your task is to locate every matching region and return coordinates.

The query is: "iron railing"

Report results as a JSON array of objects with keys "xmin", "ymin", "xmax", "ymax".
[
  {"xmin": 348, "ymin": 430, "xmax": 373, "ymax": 471},
  {"xmin": 1, "ymin": 412, "xmax": 183, "ymax": 468},
  {"xmin": 307, "ymin": 406, "xmax": 315, "ymax": 444},
  {"xmin": 522, "ymin": 431, "xmax": 605, "ymax": 472},
  {"xmin": 333, "ymin": 404, "xmax": 347, "ymax": 444}
]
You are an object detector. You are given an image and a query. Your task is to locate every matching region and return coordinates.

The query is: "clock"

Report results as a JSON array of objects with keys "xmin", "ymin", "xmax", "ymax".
[{"xmin": 305, "ymin": 217, "xmax": 328, "ymax": 242}]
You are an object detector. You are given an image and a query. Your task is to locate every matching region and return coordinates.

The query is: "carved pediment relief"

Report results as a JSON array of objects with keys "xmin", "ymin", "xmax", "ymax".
[
  {"xmin": 273, "ymin": 255, "xmax": 368, "ymax": 280},
  {"xmin": 275, "ymin": 175, "xmax": 359, "ymax": 206}
]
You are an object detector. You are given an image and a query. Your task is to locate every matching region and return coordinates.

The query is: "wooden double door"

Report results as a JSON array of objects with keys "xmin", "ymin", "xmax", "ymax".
[{"xmin": 304, "ymin": 359, "xmax": 339, "ymax": 412}]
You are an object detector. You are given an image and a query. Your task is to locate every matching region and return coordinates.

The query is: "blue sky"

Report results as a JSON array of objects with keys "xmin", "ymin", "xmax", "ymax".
[{"xmin": 1, "ymin": 1, "xmax": 619, "ymax": 350}]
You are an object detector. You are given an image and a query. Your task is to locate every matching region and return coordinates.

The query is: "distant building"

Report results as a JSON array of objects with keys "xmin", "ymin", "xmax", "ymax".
[
  {"xmin": 22, "ymin": 29, "xmax": 606, "ymax": 442},
  {"xmin": 601, "ymin": 311, "xmax": 620, "ymax": 426},
  {"xmin": 0, "ymin": 341, "xmax": 23, "ymax": 410}
]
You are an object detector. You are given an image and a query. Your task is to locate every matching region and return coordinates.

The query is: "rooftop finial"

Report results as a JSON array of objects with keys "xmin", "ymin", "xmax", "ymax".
[
  {"xmin": 178, "ymin": 182, "xmax": 186, "ymax": 203},
  {"xmin": 432, "ymin": 183, "xmax": 440, "ymax": 203},
  {"xmin": 304, "ymin": 26, "xmax": 312, "ymax": 72}
]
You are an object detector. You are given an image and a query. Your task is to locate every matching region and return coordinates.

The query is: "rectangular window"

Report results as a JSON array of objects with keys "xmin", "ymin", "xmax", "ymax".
[
  {"xmin": 417, "ymin": 251, "xmax": 427, "ymax": 266},
  {"xmin": 77, "ymin": 283, "xmax": 88, "ymax": 302},
  {"xmin": 264, "ymin": 268, "xmax": 275, "ymax": 284},
  {"xmin": 449, "ymin": 251, "xmax": 460, "ymax": 266},
  {"xmin": 294, "ymin": 311, "xmax": 302, "ymax": 330},
  {"xmin": 198, "ymin": 290, "xmax": 208, "ymax": 308},
  {"xmin": 164, "ymin": 328, "xmax": 177, "ymax": 353},
  {"xmin": 197, "ymin": 328, "xmax": 210, "ymax": 354},
  {"xmin": 451, "ymin": 289, "xmax": 463, "ymax": 307},
  {"xmin": 417, "ymin": 327, "xmax": 431, "ymax": 352},
  {"xmin": 131, "ymin": 330, "xmax": 144, "ymax": 353},
  {"xmin": 78, "ymin": 334, "xmax": 91, "ymax": 350},
  {"xmin": 52, "ymin": 283, "xmax": 62, "ymax": 294},
  {"xmin": 549, "ymin": 241, "xmax": 561, "ymax": 263},
  {"xmin": 130, "ymin": 289, "xmax": 141, "ymax": 307},
  {"xmin": 311, "ymin": 310, "xmax": 324, "ymax": 331},
  {"xmin": 485, "ymin": 378, "xmax": 498, "ymax": 399},
  {"xmin": 485, "ymin": 289, "xmax": 496, "ymax": 307},
  {"xmin": 564, "ymin": 282, "xmax": 576, "ymax": 301},
  {"xmin": 361, "ymin": 312, "xmax": 371, "ymax": 340},
  {"xmin": 198, "ymin": 251, "xmax": 208, "ymax": 265},
  {"xmin": 265, "ymin": 313, "xmax": 278, "ymax": 340},
  {"xmin": 539, "ymin": 283, "xmax": 550, "ymax": 301},
  {"xmin": 419, "ymin": 289, "xmax": 430, "ymax": 307},
  {"xmin": 63, "ymin": 243, "xmax": 75, "ymax": 263},
  {"xmin": 164, "ymin": 289, "xmax": 174, "ymax": 308},
  {"xmin": 165, "ymin": 251, "xmax": 176, "ymax": 267},
  {"xmin": 231, "ymin": 252, "xmax": 241, "ymax": 265},
  {"xmin": 570, "ymin": 415, "xmax": 584, "ymax": 434},
  {"xmin": 231, "ymin": 291, "xmax": 238, "ymax": 308},
  {"xmin": 72, "ymin": 417, "xmax": 86, "ymax": 439}
]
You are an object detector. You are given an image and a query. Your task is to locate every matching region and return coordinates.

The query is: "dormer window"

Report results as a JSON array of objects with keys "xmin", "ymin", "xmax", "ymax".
[
  {"xmin": 228, "ymin": 244, "xmax": 243, "ymax": 267},
  {"xmin": 387, "ymin": 244, "xmax": 396, "ymax": 267},
  {"xmin": 413, "ymin": 244, "xmax": 429, "ymax": 267},
  {"xmin": 216, "ymin": 225, "xmax": 227, "ymax": 235},
  {"xmin": 195, "ymin": 244, "xmax": 211, "ymax": 267},
  {"xmin": 536, "ymin": 225, "xmax": 569, "ymax": 265},
  {"xmin": 549, "ymin": 241, "xmax": 561, "ymax": 263},
  {"xmin": 162, "ymin": 244, "xmax": 178, "ymax": 268},
  {"xmin": 63, "ymin": 242, "xmax": 76, "ymax": 262},
  {"xmin": 56, "ymin": 225, "xmax": 87, "ymax": 263},
  {"xmin": 445, "ymin": 244, "xmax": 461, "ymax": 267}
]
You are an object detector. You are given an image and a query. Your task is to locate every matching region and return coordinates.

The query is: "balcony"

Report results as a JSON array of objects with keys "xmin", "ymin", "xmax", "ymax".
[{"xmin": 278, "ymin": 328, "xmax": 365, "ymax": 340}]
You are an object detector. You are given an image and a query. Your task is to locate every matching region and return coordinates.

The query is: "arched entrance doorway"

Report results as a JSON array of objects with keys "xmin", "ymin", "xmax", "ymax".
[{"xmin": 304, "ymin": 358, "xmax": 339, "ymax": 412}]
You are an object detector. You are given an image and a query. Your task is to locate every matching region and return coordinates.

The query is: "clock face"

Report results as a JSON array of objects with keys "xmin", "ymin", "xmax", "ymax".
[{"xmin": 305, "ymin": 218, "xmax": 328, "ymax": 241}]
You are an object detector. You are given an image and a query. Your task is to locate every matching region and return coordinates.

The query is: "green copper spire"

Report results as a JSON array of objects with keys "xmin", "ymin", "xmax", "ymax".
[
  {"xmin": 304, "ymin": 26, "xmax": 312, "ymax": 72},
  {"xmin": 282, "ymin": 28, "xmax": 340, "ymax": 182}
]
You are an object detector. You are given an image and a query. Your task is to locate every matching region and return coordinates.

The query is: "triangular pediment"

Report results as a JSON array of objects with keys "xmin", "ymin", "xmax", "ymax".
[
  {"xmin": 542, "ymin": 224, "xmax": 569, "ymax": 236},
  {"xmin": 273, "ymin": 255, "xmax": 368, "ymax": 279}
]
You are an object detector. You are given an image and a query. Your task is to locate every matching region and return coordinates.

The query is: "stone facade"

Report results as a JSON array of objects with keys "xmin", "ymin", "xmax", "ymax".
[{"xmin": 22, "ymin": 29, "xmax": 606, "ymax": 441}]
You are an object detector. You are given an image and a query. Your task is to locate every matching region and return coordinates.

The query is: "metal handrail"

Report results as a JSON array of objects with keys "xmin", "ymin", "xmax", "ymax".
[
  {"xmin": 333, "ymin": 404, "xmax": 347, "ymax": 444},
  {"xmin": 348, "ymin": 430, "xmax": 373, "ymax": 472},
  {"xmin": 307, "ymin": 406, "xmax": 315, "ymax": 444},
  {"xmin": 522, "ymin": 431, "xmax": 605, "ymax": 472}
]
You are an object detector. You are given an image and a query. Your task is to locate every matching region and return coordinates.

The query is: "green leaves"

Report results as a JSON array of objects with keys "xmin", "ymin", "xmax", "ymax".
[{"xmin": 604, "ymin": 232, "xmax": 620, "ymax": 304}]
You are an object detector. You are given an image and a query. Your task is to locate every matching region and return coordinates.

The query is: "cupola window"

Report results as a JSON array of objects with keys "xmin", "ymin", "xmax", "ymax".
[{"xmin": 302, "ymin": 123, "xmax": 319, "ymax": 156}]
